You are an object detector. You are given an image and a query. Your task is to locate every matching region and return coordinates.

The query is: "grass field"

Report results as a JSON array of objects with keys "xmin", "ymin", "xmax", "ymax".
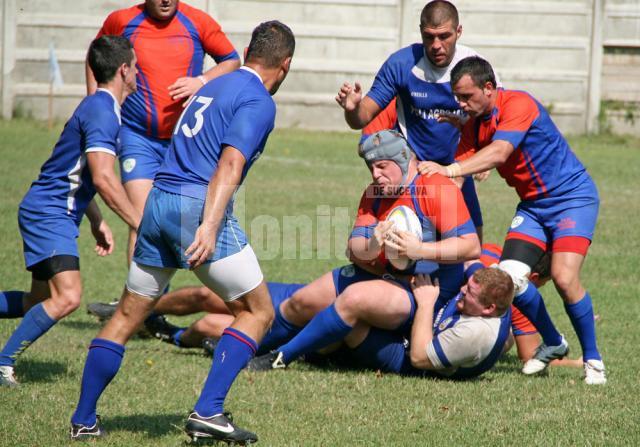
[{"xmin": 0, "ymin": 119, "xmax": 639, "ymax": 446}]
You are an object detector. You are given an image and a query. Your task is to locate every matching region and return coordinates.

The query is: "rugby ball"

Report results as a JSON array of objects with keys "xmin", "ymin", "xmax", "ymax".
[{"xmin": 385, "ymin": 205, "xmax": 423, "ymax": 271}]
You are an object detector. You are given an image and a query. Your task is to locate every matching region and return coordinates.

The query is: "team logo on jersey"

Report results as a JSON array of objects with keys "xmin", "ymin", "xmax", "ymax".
[
  {"xmin": 510, "ymin": 216, "xmax": 524, "ymax": 229},
  {"xmin": 340, "ymin": 265, "xmax": 356, "ymax": 278},
  {"xmin": 439, "ymin": 317, "xmax": 453, "ymax": 331},
  {"xmin": 122, "ymin": 158, "xmax": 136, "ymax": 173}
]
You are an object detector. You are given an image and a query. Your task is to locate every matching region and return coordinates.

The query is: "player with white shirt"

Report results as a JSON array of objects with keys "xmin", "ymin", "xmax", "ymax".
[{"xmin": 0, "ymin": 36, "xmax": 140, "ymax": 387}]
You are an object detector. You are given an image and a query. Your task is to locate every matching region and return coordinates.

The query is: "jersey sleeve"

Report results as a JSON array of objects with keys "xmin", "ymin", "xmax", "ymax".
[
  {"xmin": 426, "ymin": 319, "xmax": 484, "ymax": 369},
  {"xmin": 454, "ymin": 118, "xmax": 478, "ymax": 161},
  {"xmin": 360, "ymin": 98, "xmax": 398, "ymax": 144},
  {"xmin": 492, "ymin": 93, "xmax": 539, "ymax": 149},
  {"xmin": 195, "ymin": 11, "xmax": 239, "ymax": 63},
  {"xmin": 350, "ymin": 186, "xmax": 378, "ymax": 239},
  {"xmin": 221, "ymin": 95, "xmax": 275, "ymax": 162},
  {"xmin": 366, "ymin": 53, "xmax": 403, "ymax": 111},
  {"xmin": 82, "ymin": 99, "xmax": 120, "ymax": 156},
  {"xmin": 416, "ymin": 175, "xmax": 474, "ymax": 239}
]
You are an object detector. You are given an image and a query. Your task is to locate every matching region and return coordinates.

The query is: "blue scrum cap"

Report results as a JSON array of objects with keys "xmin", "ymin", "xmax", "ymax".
[{"xmin": 359, "ymin": 130, "xmax": 413, "ymax": 182}]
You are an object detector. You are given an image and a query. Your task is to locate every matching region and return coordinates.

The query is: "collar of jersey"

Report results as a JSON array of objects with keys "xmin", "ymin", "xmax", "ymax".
[
  {"xmin": 240, "ymin": 66, "xmax": 263, "ymax": 83},
  {"xmin": 96, "ymin": 88, "xmax": 121, "ymax": 113}
]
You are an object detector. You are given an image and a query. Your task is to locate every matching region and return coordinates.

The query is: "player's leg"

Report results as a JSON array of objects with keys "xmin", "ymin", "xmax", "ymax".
[
  {"xmin": 461, "ymin": 175, "xmax": 484, "ymax": 242},
  {"xmin": 267, "ymin": 279, "xmax": 412, "ymax": 367},
  {"xmin": 123, "ymin": 179, "xmax": 154, "ymax": 265},
  {"xmin": 70, "ymin": 261, "xmax": 175, "ymax": 438},
  {"xmin": 0, "ymin": 257, "xmax": 80, "ymax": 387},
  {"xmin": 186, "ymin": 247, "xmax": 269, "ymax": 444},
  {"xmin": 280, "ymin": 271, "xmax": 337, "ymax": 326},
  {"xmin": 179, "ymin": 313, "xmax": 235, "ymax": 348}
]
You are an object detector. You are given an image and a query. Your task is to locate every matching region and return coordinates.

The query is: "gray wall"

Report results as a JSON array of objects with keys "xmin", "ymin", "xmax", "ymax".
[{"xmin": 1, "ymin": 0, "xmax": 639, "ymax": 135}]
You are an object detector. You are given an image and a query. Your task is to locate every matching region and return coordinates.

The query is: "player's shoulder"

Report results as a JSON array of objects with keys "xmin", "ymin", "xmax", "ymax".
[
  {"xmin": 177, "ymin": 2, "xmax": 218, "ymax": 25},
  {"xmin": 385, "ymin": 43, "xmax": 424, "ymax": 66},
  {"xmin": 452, "ymin": 44, "xmax": 481, "ymax": 62},
  {"xmin": 77, "ymin": 91, "xmax": 120, "ymax": 125},
  {"xmin": 415, "ymin": 172, "xmax": 458, "ymax": 189},
  {"xmin": 498, "ymin": 89, "xmax": 539, "ymax": 115},
  {"xmin": 104, "ymin": 3, "xmax": 144, "ymax": 25}
]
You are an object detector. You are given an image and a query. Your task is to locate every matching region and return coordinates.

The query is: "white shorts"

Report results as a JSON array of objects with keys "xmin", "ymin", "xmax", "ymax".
[{"xmin": 126, "ymin": 245, "xmax": 264, "ymax": 302}]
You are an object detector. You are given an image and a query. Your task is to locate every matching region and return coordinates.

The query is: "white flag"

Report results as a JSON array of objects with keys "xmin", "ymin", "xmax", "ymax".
[{"xmin": 49, "ymin": 42, "xmax": 64, "ymax": 88}]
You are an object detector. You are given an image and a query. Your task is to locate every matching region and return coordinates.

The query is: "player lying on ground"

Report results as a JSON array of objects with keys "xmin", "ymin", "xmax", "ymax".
[
  {"xmin": 0, "ymin": 36, "xmax": 140, "ymax": 388},
  {"xmin": 419, "ymin": 56, "xmax": 606, "ymax": 384}
]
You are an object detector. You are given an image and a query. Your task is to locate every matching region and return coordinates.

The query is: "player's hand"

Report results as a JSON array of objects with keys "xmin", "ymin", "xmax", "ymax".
[
  {"xmin": 372, "ymin": 220, "xmax": 394, "ymax": 250},
  {"xmin": 91, "ymin": 220, "xmax": 114, "ymax": 257},
  {"xmin": 185, "ymin": 222, "xmax": 217, "ymax": 270},
  {"xmin": 417, "ymin": 161, "xmax": 447, "ymax": 177},
  {"xmin": 168, "ymin": 76, "xmax": 204, "ymax": 104},
  {"xmin": 473, "ymin": 170, "xmax": 491, "ymax": 182},
  {"xmin": 385, "ymin": 229, "xmax": 422, "ymax": 260},
  {"xmin": 335, "ymin": 81, "xmax": 362, "ymax": 112},
  {"xmin": 411, "ymin": 274, "xmax": 440, "ymax": 305},
  {"xmin": 436, "ymin": 113, "xmax": 464, "ymax": 130}
]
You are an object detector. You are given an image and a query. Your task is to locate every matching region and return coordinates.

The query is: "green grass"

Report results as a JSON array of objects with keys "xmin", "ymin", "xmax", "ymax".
[{"xmin": 1, "ymin": 119, "xmax": 639, "ymax": 446}]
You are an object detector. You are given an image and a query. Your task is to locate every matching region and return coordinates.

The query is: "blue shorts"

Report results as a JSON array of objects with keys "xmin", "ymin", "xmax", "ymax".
[
  {"xmin": 507, "ymin": 178, "xmax": 599, "ymax": 246},
  {"xmin": 133, "ymin": 187, "xmax": 247, "ymax": 269},
  {"xmin": 266, "ymin": 282, "xmax": 306, "ymax": 309},
  {"xmin": 18, "ymin": 207, "xmax": 80, "ymax": 269},
  {"xmin": 119, "ymin": 125, "xmax": 170, "ymax": 183},
  {"xmin": 461, "ymin": 175, "xmax": 483, "ymax": 229}
]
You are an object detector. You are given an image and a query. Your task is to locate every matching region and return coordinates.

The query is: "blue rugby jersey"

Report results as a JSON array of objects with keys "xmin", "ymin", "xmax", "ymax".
[
  {"xmin": 20, "ymin": 89, "xmax": 121, "ymax": 225},
  {"xmin": 154, "ymin": 67, "xmax": 275, "ymax": 201}
]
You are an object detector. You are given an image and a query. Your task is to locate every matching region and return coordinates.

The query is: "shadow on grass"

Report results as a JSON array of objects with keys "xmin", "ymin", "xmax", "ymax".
[
  {"xmin": 105, "ymin": 412, "xmax": 185, "ymax": 438},
  {"xmin": 59, "ymin": 320, "xmax": 101, "ymax": 331},
  {"xmin": 16, "ymin": 358, "xmax": 67, "ymax": 382}
]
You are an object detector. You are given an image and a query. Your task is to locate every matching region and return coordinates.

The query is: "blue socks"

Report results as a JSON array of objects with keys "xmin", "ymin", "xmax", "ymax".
[
  {"xmin": 258, "ymin": 302, "xmax": 301, "ymax": 354},
  {"xmin": 0, "ymin": 291, "xmax": 25, "ymax": 318},
  {"xmin": 0, "ymin": 302, "xmax": 56, "ymax": 367},
  {"xmin": 565, "ymin": 292, "xmax": 601, "ymax": 361},
  {"xmin": 279, "ymin": 304, "xmax": 352, "ymax": 364},
  {"xmin": 513, "ymin": 283, "xmax": 563, "ymax": 347},
  {"xmin": 71, "ymin": 338, "xmax": 125, "ymax": 426},
  {"xmin": 194, "ymin": 328, "xmax": 257, "ymax": 417}
]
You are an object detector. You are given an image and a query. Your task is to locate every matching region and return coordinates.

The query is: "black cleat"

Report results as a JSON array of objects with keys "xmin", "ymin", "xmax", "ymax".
[
  {"xmin": 185, "ymin": 411, "xmax": 257, "ymax": 445},
  {"xmin": 246, "ymin": 351, "xmax": 286, "ymax": 372},
  {"xmin": 86, "ymin": 301, "xmax": 118, "ymax": 321},
  {"xmin": 144, "ymin": 314, "xmax": 182, "ymax": 344},
  {"xmin": 202, "ymin": 337, "xmax": 219, "ymax": 357},
  {"xmin": 70, "ymin": 415, "xmax": 105, "ymax": 441}
]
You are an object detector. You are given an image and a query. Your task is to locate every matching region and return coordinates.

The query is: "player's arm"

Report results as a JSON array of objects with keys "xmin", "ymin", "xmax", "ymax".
[
  {"xmin": 409, "ymin": 274, "xmax": 439, "ymax": 370},
  {"xmin": 87, "ymin": 152, "xmax": 140, "ymax": 230},
  {"xmin": 85, "ymin": 54, "xmax": 98, "ymax": 95},
  {"xmin": 335, "ymin": 82, "xmax": 383, "ymax": 129},
  {"xmin": 185, "ymin": 145, "xmax": 245, "ymax": 269},
  {"xmin": 169, "ymin": 59, "xmax": 240, "ymax": 102},
  {"xmin": 85, "ymin": 199, "xmax": 115, "ymax": 256}
]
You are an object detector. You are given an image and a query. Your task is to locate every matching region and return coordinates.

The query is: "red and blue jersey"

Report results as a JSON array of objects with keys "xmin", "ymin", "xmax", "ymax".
[
  {"xmin": 458, "ymin": 90, "xmax": 589, "ymax": 201},
  {"xmin": 351, "ymin": 173, "xmax": 474, "ymax": 273},
  {"xmin": 20, "ymin": 89, "xmax": 121, "ymax": 226},
  {"xmin": 97, "ymin": 3, "xmax": 239, "ymax": 139},
  {"xmin": 360, "ymin": 98, "xmax": 398, "ymax": 145}
]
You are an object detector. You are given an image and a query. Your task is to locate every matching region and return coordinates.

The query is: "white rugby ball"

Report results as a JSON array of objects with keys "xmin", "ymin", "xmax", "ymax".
[{"xmin": 385, "ymin": 205, "xmax": 423, "ymax": 271}]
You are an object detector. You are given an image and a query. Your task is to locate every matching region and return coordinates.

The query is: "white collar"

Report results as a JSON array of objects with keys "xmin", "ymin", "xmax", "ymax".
[
  {"xmin": 96, "ymin": 88, "xmax": 121, "ymax": 112},
  {"xmin": 240, "ymin": 66, "xmax": 263, "ymax": 83}
]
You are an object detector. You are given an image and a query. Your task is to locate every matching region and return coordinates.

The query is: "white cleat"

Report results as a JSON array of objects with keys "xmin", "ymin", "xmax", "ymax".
[
  {"xmin": 0, "ymin": 365, "xmax": 19, "ymax": 387},
  {"xmin": 584, "ymin": 359, "xmax": 607, "ymax": 385},
  {"xmin": 522, "ymin": 336, "xmax": 569, "ymax": 375}
]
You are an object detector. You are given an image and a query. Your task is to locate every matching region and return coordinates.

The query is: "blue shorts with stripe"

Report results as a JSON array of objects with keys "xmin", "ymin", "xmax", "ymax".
[
  {"xmin": 133, "ymin": 187, "xmax": 247, "ymax": 269},
  {"xmin": 18, "ymin": 207, "xmax": 80, "ymax": 269},
  {"xmin": 119, "ymin": 125, "xmax": 170, "ymax": 183},
  {"xmin": 507, "ymin": 177, "xmax": 599, "ymax": 244}
]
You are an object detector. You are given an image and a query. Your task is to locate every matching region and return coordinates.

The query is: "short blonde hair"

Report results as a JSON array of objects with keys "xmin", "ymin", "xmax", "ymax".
[{"xmin": 473, "ymin": 268, "xmax": 514, "ymax": 315}]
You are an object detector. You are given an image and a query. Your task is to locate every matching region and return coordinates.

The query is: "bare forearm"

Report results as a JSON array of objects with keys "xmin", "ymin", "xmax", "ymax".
[
  {"xmin": 85, "ymin": 60, "xmax": 98, "ymax": 95},
  {"xmin": 410, "ymin": 304, "xmax": 435, "ymax": 369},
  {"xmin": 202, "ymin": 58, "xmax": 241, "ymax": 82},
  {"xmin": 456, "ymin": 141, "xmax": 513, "ymax": 177},
  {"xmin": 85, "ymin": 199, "xmax": 103, "ymax": 226},
  {"xmin": 415, "ymin": 235, "xmax": 481, "ymax": 263},
  {"xmin": 95, "ymin": 178, "xmax": 140, "ymax": 229},
  {"xmin": 347, "ymin": 237, "xmax": 382, "ymax": 263},
  {"xmin": 201, "ymin": 162, "xmax": 242, "ymax": 232}
]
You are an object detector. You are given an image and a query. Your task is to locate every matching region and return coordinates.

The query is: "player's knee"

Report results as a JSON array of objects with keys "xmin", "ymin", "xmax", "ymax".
[
  {"xmin": 337, "ymin": 287, "xmax": 368, "ymax": 315},
  {"xmin": 498, "ymin": 260, "xmax": 531, "ymax": 296},
  {"xmin": 51, "ymin": 290, "xmax": 82, "ymax": 317},
  {"xmin": 551, "ymin": 265, "xmax": 580, "ymax": 297},
  {"xmin": 288, "ymin": 292, "xmax": 322, "ymax": 320}
]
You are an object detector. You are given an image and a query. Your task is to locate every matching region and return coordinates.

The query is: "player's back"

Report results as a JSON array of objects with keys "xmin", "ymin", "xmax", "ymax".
[
  {"xmin": 20, "ymin": 90, "xmax": 120, "ymax": 224},
  {"xmin": 154, "ymin": 68, "xmax": 276, "ymax": 201}
]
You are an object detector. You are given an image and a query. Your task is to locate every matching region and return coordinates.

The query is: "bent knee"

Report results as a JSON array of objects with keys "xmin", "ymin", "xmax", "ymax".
[{"xmin": 51, "ymin": 292, "xmax": 82, "ymax": 317}]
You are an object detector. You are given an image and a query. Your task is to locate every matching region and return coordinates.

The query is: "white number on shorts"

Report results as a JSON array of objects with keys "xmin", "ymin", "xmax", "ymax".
[{"xmin": 175, "ymin": 96, "xmax": 214, "ymax": 138}]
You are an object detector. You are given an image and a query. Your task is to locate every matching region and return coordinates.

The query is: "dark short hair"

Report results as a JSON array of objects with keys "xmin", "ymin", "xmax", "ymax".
[
  {"xmin": 451, "ymin": 56, "xmax": 497, "ymax": 89},
  {"xmin": 245, "ymin": 21, "xmax": 295, "ymax": 68},
  {"xmin": 88, "ymin": 35, "xmax": 134, "ymax": 84},
  {"xmin": 474, "ymin": 268, "xmax": 514, "ymax": 315},
  {"xmin": 420, "ymin": 1, "xmax": 459, "ymax": 29}
]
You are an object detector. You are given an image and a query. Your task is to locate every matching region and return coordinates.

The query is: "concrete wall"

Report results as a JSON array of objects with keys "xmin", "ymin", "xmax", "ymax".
[{"xmin": 1, "ymin": 0, "xmax": 638, "ymax": 135}]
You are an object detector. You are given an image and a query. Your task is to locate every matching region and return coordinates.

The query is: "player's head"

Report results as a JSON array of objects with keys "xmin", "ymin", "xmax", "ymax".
[
  {"xmin": 88, "ymin": 35, "xmax": 137, "ymax": 93},
  {"xmin": 359, "ymin": 130, "xmax": 415, "ymax": 193},
  {"xmin": 145, "ymin": 0, "xmax": 178, "ymax": 21},
  {"xmin": 245, "ymin": 21, "xmax": 296, "ymax": 95},
  {"xmin": 529, "ymin": 251, "xmax": 551, "ymax": 288},
  {"xmin": 458, "ymin": 267, "xmax": 514, "ymax": 317},
  {"xmin": 450, "ymin": 56, "xmax": 497, "ymax": 118},
  {"xmin": 420, "ymin": 1, "xmax": 462, "ymax": 67}
]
